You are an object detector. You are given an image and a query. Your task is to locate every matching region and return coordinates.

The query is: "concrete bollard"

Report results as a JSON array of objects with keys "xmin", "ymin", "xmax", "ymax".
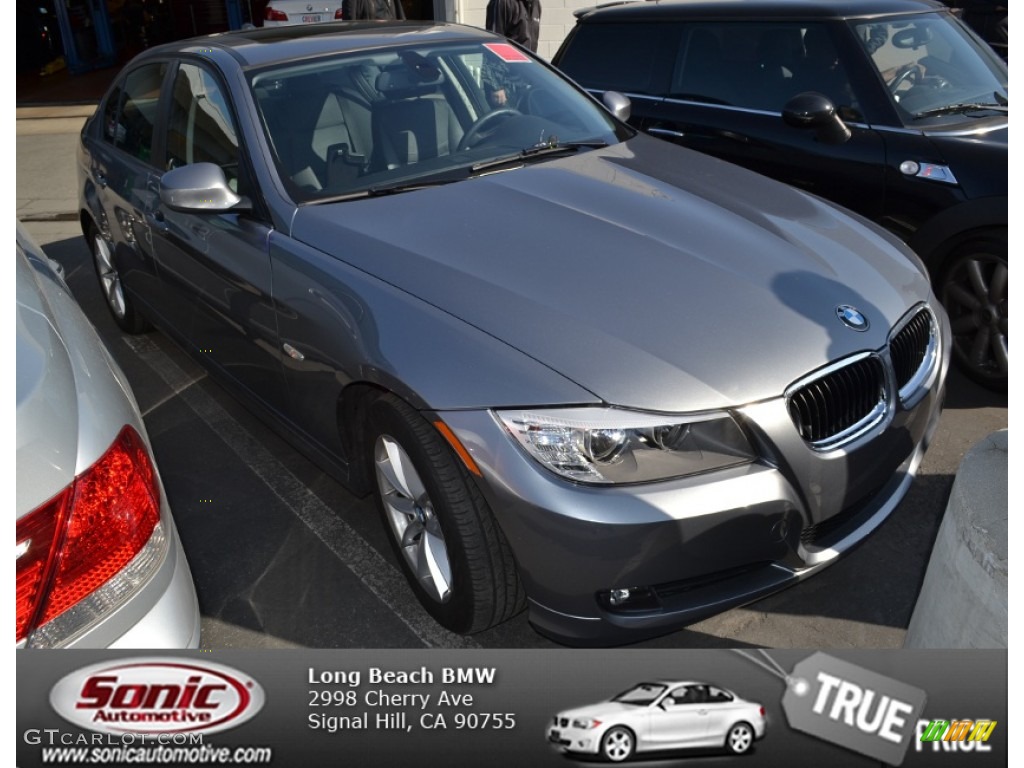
[{"xmin": 904, "ymin": 430, "xmax": 1007, "ymax": 648}]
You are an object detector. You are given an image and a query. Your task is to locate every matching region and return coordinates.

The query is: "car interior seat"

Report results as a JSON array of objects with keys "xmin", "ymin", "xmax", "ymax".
[
  {"xmin": 371, "ymin": 63, "xmax": 464, "ymax": 170},
  {"xmin": 258, "ymin": 73, "xmax": 374, "ymax": 193}
]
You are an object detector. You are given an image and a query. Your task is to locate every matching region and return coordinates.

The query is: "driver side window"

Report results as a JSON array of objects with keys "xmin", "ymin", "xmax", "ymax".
[{"xmin": 165, "ymin": 63, "xmax": 241, "ymax": 193}]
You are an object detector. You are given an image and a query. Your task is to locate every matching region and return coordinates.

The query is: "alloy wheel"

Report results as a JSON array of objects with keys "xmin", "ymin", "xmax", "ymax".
[
  {"xmin": 941, "ymin": 250, "xmax": 1008, "ymax": 386},
  {"xmin": 602, "ymin": 728, "xmax": 634, "ymax": 762},
  {"xmin": 374, "ymin": 435, "xmax": 453, "ymax": 603},
  {"xmin": 93, "ymin": 234, "xmax": 127, "ymax": 320},
  {"xmin": 727, "ymin": 723, "xmax": 754, "ymax": 754}
]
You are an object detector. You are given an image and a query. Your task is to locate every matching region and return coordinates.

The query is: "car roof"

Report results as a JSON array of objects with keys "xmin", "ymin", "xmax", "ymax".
[
  {"xmin": 576, "ymin": 0, "xmax": 949, "ymax": 22},
  {"xmin": 139, "ymin": 21, "xmax": 497, "ymax": 69}
]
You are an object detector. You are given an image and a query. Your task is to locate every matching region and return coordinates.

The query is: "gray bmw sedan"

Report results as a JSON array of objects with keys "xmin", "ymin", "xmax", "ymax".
[{"xmin": 78, "ymin": 21, "xmax": 948, "ymax": 645}]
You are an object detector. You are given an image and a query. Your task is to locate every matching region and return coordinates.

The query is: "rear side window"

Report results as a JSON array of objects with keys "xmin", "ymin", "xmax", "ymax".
[
  {"xmin": 104, "ymin": 63, "xmax": 168, "ymax": 164},
  {"xmin": 557, "ymin": 24, "xmax": 671, "ymax": 95}
]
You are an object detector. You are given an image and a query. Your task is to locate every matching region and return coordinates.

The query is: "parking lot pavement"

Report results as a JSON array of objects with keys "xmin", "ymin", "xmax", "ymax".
[
  {"xmin": 22, "ymin": 219, "xmax": 1008, "ymax": 650},
  {"xmin": 15, "ymin": 100, "xmax": 1009, "ymax": 651}
]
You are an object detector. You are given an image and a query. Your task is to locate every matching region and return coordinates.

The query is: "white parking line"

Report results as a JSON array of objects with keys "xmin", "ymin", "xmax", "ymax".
[{"xmin": 123, "ymin": 335, "xmax": 481, "ymax": 650}]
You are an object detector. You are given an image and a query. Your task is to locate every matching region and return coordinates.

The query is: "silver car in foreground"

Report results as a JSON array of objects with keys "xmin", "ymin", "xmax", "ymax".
[
  {"xmin": 78, "ymin": 22, "xmax": 948, "ymax": 645},
  {"xmin": 16, "ymin": 223, "xmax": 200, "ymax": 648},
  {"xmin": 548, "ymin": 681, "xmax": 767, "ymax": 760}
]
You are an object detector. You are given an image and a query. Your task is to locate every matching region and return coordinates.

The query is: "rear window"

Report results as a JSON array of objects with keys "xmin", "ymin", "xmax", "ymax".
[
  {"xmin": 557, "ymin": 24, "xmax": 671, "ymax": 95},
  {"xmin": 105, "ymin": 62, "xmax": 168, "ymax": 165}
]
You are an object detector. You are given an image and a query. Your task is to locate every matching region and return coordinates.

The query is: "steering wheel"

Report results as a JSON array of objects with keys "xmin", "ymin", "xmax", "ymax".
[
  {"xmin": 457, "ymin": 108, "xmax": 520, "ymax": 151},
  {"xmin": 888, "ymin": 64, "xmax": 920, "ymax": 93}
]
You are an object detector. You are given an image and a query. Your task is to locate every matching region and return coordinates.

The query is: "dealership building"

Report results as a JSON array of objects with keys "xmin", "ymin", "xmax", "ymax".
[{"xmin": 18, "ymin": 0, "xmax": 586, "ymax": 84}]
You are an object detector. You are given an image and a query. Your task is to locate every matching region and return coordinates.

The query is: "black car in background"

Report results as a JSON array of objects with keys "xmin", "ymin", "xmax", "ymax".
[{"xmin": 554, "ymin": 0, "xmax": 1007, "ymax": 389}]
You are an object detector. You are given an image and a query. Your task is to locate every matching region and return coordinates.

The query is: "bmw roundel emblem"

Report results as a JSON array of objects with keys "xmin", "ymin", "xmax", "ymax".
[{"xmin": 836, "ymin": 305, "xmax": 870, "ymax": 331}]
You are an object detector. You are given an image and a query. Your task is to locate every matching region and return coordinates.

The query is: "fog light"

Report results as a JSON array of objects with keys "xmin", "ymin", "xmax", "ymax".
[
  {"xmin": 610, "ymin": 588, "xmax": 631, "ymax": 606},
  {"xmin": 599, "ymin": 586, "xmax": 660, "ymax": 613}
]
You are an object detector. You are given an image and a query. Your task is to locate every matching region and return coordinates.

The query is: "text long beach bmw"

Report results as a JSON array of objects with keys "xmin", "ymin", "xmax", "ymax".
[{"xmin": 78, "ymin": 21, "xmax": 949, "ymax": 644}]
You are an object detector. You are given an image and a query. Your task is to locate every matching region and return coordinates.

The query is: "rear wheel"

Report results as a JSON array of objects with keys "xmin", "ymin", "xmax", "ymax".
[
  {"xmin": 725, "ymin": 722, "xmax": 755, "ymax": 755},
  {"xmin": 89, "ymin": 225, "xmax": 150, "ymax": 334},
  {"xmin": 368, "ymin": 394, "xmax": 525, "ymax": 634},
  {"xmin": 939, "ymin": 230, "xmax": 1007, "ymax": 391}
]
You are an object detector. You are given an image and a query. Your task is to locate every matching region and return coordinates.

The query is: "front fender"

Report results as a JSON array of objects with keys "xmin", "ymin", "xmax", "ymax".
[{"xmin": 908, "ymin": 196, "xmax": 1007, "ymax": 265}]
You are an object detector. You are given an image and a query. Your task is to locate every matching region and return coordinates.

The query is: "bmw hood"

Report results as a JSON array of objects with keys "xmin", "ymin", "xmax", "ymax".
[
  {"xmin": 556, "ymin": 702, "xmax": 644, "ymax": 722},
  {"xmin": 292, "ymin": 134, "xmax": 935, "ymax": 411}
]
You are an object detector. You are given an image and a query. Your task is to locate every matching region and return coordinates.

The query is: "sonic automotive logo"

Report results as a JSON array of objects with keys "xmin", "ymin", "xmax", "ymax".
[{"xmin": 50, "ymin": 659, "xmax": 265, "ymax": 735}]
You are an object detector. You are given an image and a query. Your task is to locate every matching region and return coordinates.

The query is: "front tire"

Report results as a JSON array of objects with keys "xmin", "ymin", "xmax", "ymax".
[
  {"xmin": 939, "ymin": 230, "xmax": 1007, "ymax": 391},
  {"xmin": 88, "ymin": 225, "xmax": 150, "ymax": 334},
  {"xmin": 600, "ymin": 726, "xmax": 635, "ymax": 762},
  {"xmin": 725, "ymin": 722, "xmax": 755, "ymax": 755},
  {"xmin": 368, "ymin": 394, "xmax": 525, "ymax": 634}
]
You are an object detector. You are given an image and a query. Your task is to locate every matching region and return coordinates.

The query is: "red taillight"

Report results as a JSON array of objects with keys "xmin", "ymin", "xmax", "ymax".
[
  {"xmin": 15, "ymin": 426, "xmax": 160, "ymax": 643},
  {"xmin": 334, "ymin": 9, "xmax": 344, "ymax": 18},
  {"xmin": 265, "ymin": 7, "xmax": 289, "ymax": 21},
  {"xmin": 16, "ymin": 489, "xmax": 71, "ymax": 642},
  {"xmin": 759, "ymin": 706, "xmax": 766, "ymax": 717}
]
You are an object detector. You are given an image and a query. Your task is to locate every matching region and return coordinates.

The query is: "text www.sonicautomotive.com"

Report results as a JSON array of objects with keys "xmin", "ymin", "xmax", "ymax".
[{"xmin": 40, "ymin": 744, "xmax": 273, "ymax": 764}]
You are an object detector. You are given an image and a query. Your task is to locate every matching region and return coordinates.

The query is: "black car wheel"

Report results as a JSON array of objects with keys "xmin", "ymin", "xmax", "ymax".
[
  {"xmin": 939, "ymin": 230, "xmax": 1007, "ymax": 391},
  {"xmin": 368, "ymin": 394, "xmax": 525, "ymax": 634},
  {"xmin": 600, "ymin": 726, "xmax": 636, "ymax": 762},
  {"xmin": 89, "ymin": 225, "xmax": 150, "ymax": 334},
  {"xmin": 725, "ymin": 722, "xmax": 755, "ymax": 755}
]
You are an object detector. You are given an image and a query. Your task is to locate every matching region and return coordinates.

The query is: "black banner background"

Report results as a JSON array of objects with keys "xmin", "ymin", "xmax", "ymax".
[{"xmin": 16, "ymin": 649, "xmax": 1007, "ymax": 767}]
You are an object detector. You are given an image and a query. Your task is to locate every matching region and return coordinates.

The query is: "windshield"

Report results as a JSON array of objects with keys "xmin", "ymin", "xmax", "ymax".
[
  {"xmin": 851, "ymin": 12, "xmax": 1007, "ymax": 125},
  {"xmin": 250, "ymin": 41, "xmax": 627, "ymax": 203},
  {"xmin": 612, "ymin": 683, "xmax": 667, "ymax": 706}
]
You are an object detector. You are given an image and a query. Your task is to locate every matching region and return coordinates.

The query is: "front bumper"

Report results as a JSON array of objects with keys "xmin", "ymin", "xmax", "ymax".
[
  {"xmin": 546, "ymin": 724, "xmax": 601, "ymax": 755},
  {"xmin": 440, "ymin": 315, "xmax": 948, "ymax": 645}
]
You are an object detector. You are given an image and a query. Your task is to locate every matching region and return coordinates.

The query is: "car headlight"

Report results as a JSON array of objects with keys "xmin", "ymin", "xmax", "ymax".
[
  {"xmin": 496, "ymin": 407, "xmax": 755, "ymax": 484},
  {"xmin": 572, "ymin": 718, "xmax": 602, "ymax": 729}
]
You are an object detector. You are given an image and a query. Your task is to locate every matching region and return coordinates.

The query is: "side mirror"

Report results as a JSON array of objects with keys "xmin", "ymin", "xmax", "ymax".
[
  {"xmin": 159, "ymin": 163, "xmax": 248, "ymax": 212},
  {"xmin": 782, "ymin": 92, "xmax": 852, "ymax": 145},
  {"xmin": 602, "ymin": 90, "xmax": 632, "ymax": 122},
  {"xmin": 660, "ymin": 698, "xmax": 676, "ymax": 710}
]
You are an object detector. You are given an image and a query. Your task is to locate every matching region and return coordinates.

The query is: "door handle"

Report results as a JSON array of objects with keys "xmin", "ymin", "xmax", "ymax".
[
  {"xmin": 145, "ymin": 210, "xmax": 169, "ymax": 235},
  {"xmin": 647, "ymin": 127, "xmax": 686, "ymax": 139}
]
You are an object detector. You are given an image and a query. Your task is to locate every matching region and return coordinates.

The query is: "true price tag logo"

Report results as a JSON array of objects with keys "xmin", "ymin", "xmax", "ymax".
[{"xmin": 782, "ymin": 653, "xmax": 927, "ymax": 766}]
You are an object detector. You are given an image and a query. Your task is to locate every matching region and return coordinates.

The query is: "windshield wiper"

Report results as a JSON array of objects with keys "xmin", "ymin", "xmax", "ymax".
[
  {"xmin": 470, "ymin": 140, "xmax": 609, "ymax": 173},
  {"xmin": 307, "ymin": 141, "xmax": 610, "ymax": 204},
  {"xmin": 912, "ymin": 102, "xmax": 1008, "ymax": 120},
  {"xmin": 308, "ymin": 174, "xmax": 468, "ymax": 205}
]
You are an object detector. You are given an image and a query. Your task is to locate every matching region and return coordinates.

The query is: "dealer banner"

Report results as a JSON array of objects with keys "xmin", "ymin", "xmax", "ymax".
[{"xmin": 16, "ymin": 649, "xmax": 1005, "ymax": 767}]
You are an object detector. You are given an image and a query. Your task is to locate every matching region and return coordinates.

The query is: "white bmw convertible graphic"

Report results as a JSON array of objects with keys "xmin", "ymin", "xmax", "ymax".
[{"xmin": 548, "ymin": 681, "xmax": 766, "ymax": 761}]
